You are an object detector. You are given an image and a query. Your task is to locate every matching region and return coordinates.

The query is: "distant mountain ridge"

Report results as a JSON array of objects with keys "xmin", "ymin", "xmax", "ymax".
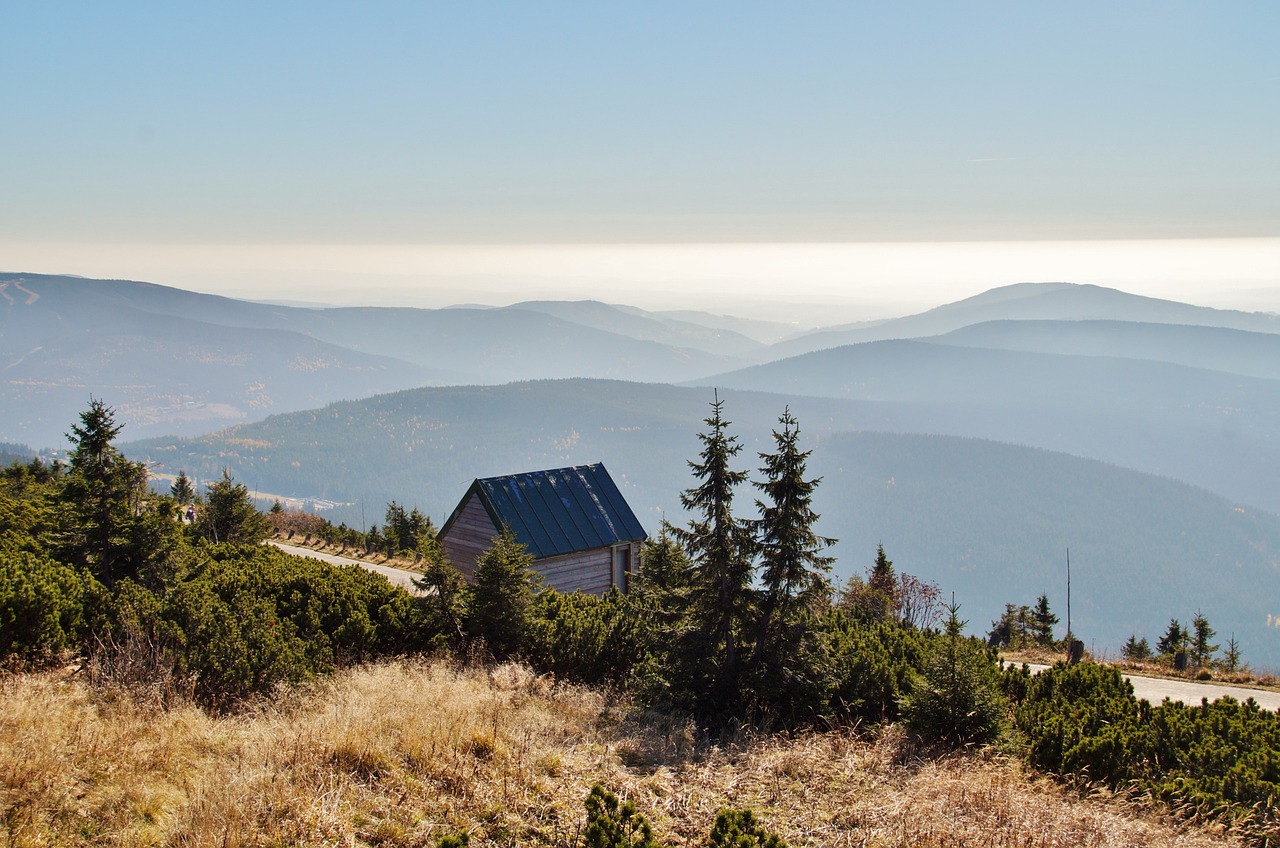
[
  {"xmin": 506, "ymin": 300, "xmax": 770, "ymax": 359},
  {"xmin": 0, "ymin": 273, "xmax": 765, "ymax": 445},
  {"xmin": 0, "ymin": 274, "xmax": 441, "ymax": 445},
  {"xmin": 769, "ymin": 282, "xmax": 1280, "ymax": 357},
  {"xmin": 12, "ymin": 273, "xmax": 1280, "ymax": 450},
  {"xmin": 935, "ymin": 319, "xmax": 1280, "ymax": 381}
]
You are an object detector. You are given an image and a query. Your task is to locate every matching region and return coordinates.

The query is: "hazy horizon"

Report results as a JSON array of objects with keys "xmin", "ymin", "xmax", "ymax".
[
  {"xmin": 4, "ymin": 4, "xmax": 1276, "ymax": 323},
  {"xmin": 7, "ymin": 237, "xmax": 1280, "ymax": 326}
]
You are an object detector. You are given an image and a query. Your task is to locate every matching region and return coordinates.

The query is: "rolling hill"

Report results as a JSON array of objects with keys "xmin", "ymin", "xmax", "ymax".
[
  {"xmin": 771, "ymin": 282, "xmax": 1280, "ymax": 357},
  {"xmin": 505, "ymin": 300, "xmax": 770, "ymax": 360},
  {"xmin": 0, "ymin": 277, "xmax": 442, "ymax": 444},
  {"xmin": 934, "ymin": 319, "xmax": 1280, "ymax": 381},
  {"xmin": 696, "ymin": 339, "xmax": 1280, "ymax": 513},
  {"xmin": 124, "ymin": 378, "xmax": 1280, "ymax": 668},
  {"xmin": 1, "ymin": 274, "xmax": 759, "ymax": 446}
]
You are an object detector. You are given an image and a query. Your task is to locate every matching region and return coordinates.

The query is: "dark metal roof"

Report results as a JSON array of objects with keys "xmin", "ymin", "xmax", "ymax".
[{"xmin": 457, "ymin": 463, "xmax": 646, "ymax": 560}]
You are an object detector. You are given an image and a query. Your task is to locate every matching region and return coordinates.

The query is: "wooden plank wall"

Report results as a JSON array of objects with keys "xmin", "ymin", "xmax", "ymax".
[
  {"xmin": 535, "ymin": 548, "xmax": 613, "ymax": 595},
  {"xmin": 439, "ymin": 493, "xmax": 498, "ymax": 580}
]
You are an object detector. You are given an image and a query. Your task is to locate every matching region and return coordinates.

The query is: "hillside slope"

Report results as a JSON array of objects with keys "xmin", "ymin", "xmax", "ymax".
[
  {"xmin": 507, "ymin": 299, "xmax": 769, "ymax": 359},
  {"xmin": 125, "ymin": 379, "xmax": 1280, "ymax": 666},
  {"xmin": 935, "ymin": 319, "xmax": 1280, "ymax": 381},
  {"xmin": 0, "ymin": 661, "xmax": 1236, "ymax": 847},
  {"xmin": 0, "ymin": 277, "xmax": 440, "ymax": 444},
  {"xmin": 697, "ymin": 339, "xmax": 1280, "ymax": 513}
]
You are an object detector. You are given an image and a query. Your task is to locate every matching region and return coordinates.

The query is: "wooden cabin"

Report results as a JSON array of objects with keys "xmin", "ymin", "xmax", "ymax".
[{"xmin": 438, "ymin": 463, "xmax": 646, "ymax": 595}]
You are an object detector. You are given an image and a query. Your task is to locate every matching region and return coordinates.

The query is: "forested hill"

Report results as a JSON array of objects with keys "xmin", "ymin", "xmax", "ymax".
[
  {"xmin": 0, "ymin": 442, "xmax": 34, "ymax": 467},
  {"xmin": 695, "ymin": 338, "xmax": 1280, "ymax": 513},
  {"xmin": 124, "ymin": 378, "xmax": 1280, "ymax": 667},
  {"xmin": 934, "ymin": 319, "xmax": 1280, "ymax": 381}
]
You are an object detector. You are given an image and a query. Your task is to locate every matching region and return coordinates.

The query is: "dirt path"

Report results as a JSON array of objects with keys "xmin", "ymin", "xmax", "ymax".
[
  {"xmin": 1020, "ymin": 662, "xmax": 1280, "ymax": 710},
  {"xmin": 270, "ymin": 541, "xmax": 425, "ymax": 595}
]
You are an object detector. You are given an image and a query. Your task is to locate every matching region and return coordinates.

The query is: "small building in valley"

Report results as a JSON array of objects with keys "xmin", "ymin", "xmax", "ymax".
[{"xmin": 438, "ymin": 463, "xmax": 646, "ymax": 595}]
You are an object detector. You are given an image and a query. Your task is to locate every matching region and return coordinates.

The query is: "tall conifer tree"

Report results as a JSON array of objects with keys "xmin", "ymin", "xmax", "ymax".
[
  {"xmin": 1191, "ymin": 610, "xmax": 1218, "ymax": 669},
  {"xmin": 60, "ymin": 398, "xmax": 148, "ymax": 584},
  {"xmin": 747, "ymin": 408, "xmax": 836, "ymax": 721},
  {"xmin": 671, "ymin": 393, "xmax": 754, "ymax": 713},
  {"xmin": 1031, "ymin": 593, "xmax": 1059, "ymax": 647},
  {"xmin": 170, "ymin": 470, "xmax": 195, "ymax": 506},
  {"xmin": 199, "ymin": 469, "xmax": 269, "ymax": 545},
  {"xmin": 866, "ymin": 544, "xmax": 898, "ymax": 622},
  {"xmin": 750, "ymin": 409, "xmax": 834, "ymax": 657}
]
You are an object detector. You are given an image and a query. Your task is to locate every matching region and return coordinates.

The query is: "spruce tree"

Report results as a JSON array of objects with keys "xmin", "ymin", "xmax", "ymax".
[
  {"xmin": 59, "ymin": 398, "xmax": 149, "ymax": 584},
  {"xmin": 1191, "ymin": 610, "xmax": 1218, "ymax": 669},
  {"xmin": 170, "ymin": 470, "xmax": 195, "ymax": 506},
  {"xmin": 866, "ymin": 544, "xmax": 897, "ymax": 622},
  {"xmin": 670, "ymin": 394, "xmax": 755, "ymax": 714},
  {"xmin": 1157, "ymin": 619, "xmax": 1186, "ymax": 658},
  {"xmin": 1121, "ymin": 634, "xmax": 1151, "ymax": 661},
  {"xmin": 1223, "ymin": 634, "xmax": 1242, "ymax": 672},
  {"xmin": 751, "ymin": 410, "xmax": 834, "ymax": 637},
  {"xmin": 198, "ymin": 469, "xmax": 269, "ymax": 545},
  {"xmin": 987, "ymin": 603, "xmax": 1019, "ymax": 649},
  {"xmin": 415, "ymin": 538, "xmax": 469, "ymax": 650},
  {"xmin": 636, "ymin": 523, "xmax": 693, "ymax": 597},
  {"xmin": 383, "ymin": 501, "xmax": 407, "ymax": 556},
  {"xmin": 903, "ymin": 599, "xmax": 1006, "ymax": 747},
  {"xmin": 747, "ymin": 409, "xmax": 835, "ymax": 719},
  {"xmin": 466, "ymin": 528, "xmax": 540, "ymax": 660},
  {"xmin": 407, "ymin": 507, "xmax": 435, "ymax": 553},
  {"xmin": 1031, "ymin": 593, "xmax": 1059, "ymax": 647}
]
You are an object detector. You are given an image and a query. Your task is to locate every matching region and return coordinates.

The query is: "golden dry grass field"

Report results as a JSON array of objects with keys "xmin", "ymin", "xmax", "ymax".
[{"xmin": 0, "ymin": 659, "xmax": 1247, "ymax": 847}]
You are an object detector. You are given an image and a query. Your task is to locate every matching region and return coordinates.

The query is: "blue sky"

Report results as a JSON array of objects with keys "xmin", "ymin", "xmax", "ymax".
[{"xmin": 3, "ymin": 3, "xmax": 1278, "ymax": 317}]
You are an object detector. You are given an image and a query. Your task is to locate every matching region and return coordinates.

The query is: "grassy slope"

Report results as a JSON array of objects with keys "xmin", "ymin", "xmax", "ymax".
[{"xmin": 0, "ymin": 659, "xmax": 1244, "ymax": 848}]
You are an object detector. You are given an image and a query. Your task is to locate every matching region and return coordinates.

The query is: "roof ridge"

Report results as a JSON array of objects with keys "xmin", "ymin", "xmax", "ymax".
[{"xmin": 460, "ymin": 463, "xmax": 645, "ymax": 559}]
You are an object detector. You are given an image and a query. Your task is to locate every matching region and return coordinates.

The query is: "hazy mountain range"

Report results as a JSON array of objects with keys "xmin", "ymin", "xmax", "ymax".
[
  {"xmin": 7, "ymin": 271, "xmax": 1280, "ymax": 665},
  {"xmin": 1, "ymin": 273, "xmax": 788, "ymax": 444}
]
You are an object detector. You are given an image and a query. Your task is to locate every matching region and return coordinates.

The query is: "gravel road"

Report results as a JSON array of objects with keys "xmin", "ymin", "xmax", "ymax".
[
  {"xmin": 1019, "ymin": 662, "xmax": 1280, "ymax": 710},
  {"xmin": 270, "ymin": 541, "xmax": 425, "ymax": 595}
]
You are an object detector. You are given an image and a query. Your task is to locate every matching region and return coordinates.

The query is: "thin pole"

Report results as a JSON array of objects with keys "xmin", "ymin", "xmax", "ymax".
[{"xmin": 1066, "ymin": 546, "xmax": 1072, "ymax": 658}]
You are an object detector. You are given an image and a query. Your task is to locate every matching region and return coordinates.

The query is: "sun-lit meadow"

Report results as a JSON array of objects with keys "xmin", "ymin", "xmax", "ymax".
[{"xmin": 0, "ymin": 658, "xmax": 1247, "ymax": 848}]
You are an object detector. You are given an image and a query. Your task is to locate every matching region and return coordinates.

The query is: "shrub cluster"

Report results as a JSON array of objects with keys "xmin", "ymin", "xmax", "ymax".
[
  {"xmin": 0, "ymin": 402, "xmax": 425, "ymax": 707},
  {"xmin": 1010, "ymin": 661, "xmax": 1280, "ymax": 841}
]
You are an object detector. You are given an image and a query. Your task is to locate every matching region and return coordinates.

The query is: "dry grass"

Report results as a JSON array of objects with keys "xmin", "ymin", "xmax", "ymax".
[{"xmin": 0, "ymin": 658, "xmax": 1248, "ymax": 847}]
